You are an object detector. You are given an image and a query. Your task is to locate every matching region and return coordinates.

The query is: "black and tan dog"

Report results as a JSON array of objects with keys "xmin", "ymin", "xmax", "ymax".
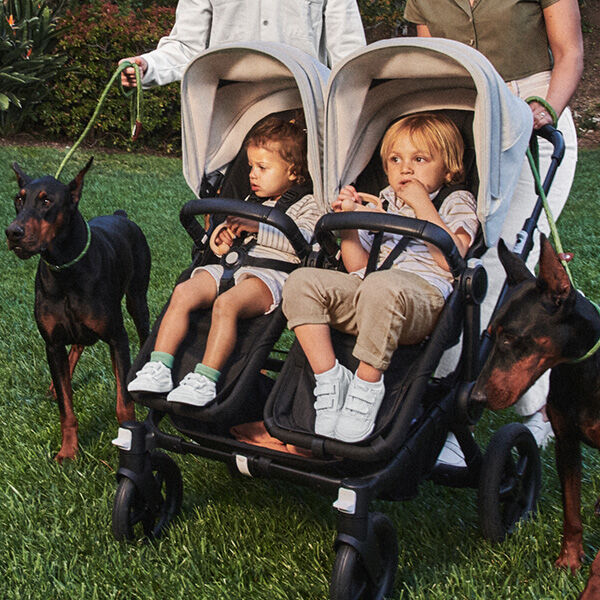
[
  {"xmin": 471, "ymin": 235, "xmax": 600, "ymax": 598},
  {"xmin": 5, "ymin": 158, "xmax": 151, "ymax": 462}
]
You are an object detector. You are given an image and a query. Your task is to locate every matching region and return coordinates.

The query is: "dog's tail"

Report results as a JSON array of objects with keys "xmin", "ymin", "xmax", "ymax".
[{"xmin": 114, "ymin": 209, "xmax": 128, "ymax": 218}]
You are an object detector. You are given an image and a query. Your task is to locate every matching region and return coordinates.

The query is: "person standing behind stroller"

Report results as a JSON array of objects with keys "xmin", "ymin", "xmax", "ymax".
[
  {"xmin": 128, "ymin": 116, "xmax": 323, "ymax": 406},
  {"xmin": 404, "ymin": 0, "xmax": 584, "ymax": 456},
  {"xmin": 282, "ymin": 113, "xmax": 478, "ymax": 443},
  {"xmin": 119, "ymin": 0, "xmax": 366, "ymax": 88}
]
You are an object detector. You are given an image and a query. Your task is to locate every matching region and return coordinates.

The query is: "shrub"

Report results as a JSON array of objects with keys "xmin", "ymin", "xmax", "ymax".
[
  {"xmin": 358, "ymin": 0, "xmax": 406, "ymax": 40},
  {"xmin": 34, "ymin": 1, "xmax": 181, "ymax": 152},
  {"xmin": 0, "ymin": 0, "xmax": 68, "ymax": 133}
]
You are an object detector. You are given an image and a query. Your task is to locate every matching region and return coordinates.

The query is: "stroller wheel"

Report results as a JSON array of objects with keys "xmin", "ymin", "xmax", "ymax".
[
  {"xmin": 330, "ymin": 512, "xmax": 398, "ymax": 600},
  {"xmin": 112, "ymin": 450, "xmax": 183, "ymax": 542},
  {"xmin": 478, "ymin": 423, "xmax": 541, "ymax": 542}
]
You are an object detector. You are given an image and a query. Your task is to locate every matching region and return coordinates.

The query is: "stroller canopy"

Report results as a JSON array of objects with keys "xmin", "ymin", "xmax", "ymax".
[
  {"xmin": 324, "ymin": 38, "xmax": 533, "ymax": 246},
  {"xmin": 181, "ymin": 42, "xmax": 330, "ymax": 212}
]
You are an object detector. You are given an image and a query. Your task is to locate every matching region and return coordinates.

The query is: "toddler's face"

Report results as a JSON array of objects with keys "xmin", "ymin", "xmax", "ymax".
[
  {"xmin": 247, "ymin": 143, "xmax": 296, "ymax": 199},
  {"xmin": 385, "ymin": 133, "xmax": 450, "ymax": 195}
]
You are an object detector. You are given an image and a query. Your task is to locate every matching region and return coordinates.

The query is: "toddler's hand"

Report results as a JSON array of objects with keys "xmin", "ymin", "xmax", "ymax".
[
  {"xmin": 333, "ymin": 185, "xmax": 361, "ymax": 212},
  {"xmin": 214, "ymin": 226, "xmax": 234, "ymax": 247},
  {"xmin": 395, "ymin": 179, "xmax": 430, "ymax": 209},
  {"xmin": 226, "ymin": 216, "xmax": 259, "ymax": 236}
]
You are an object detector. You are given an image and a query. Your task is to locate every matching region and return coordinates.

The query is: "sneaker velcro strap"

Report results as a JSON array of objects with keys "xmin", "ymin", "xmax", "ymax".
[
  {"xmin": 314, "ymin": 392, "xmax": 335, "ymax": 410},
  {"xmin": 342, "ymin": 395, "xmax": 370, "ymax": 414}
]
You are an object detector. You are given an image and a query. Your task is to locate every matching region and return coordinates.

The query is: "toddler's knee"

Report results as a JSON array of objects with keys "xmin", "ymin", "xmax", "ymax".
[
  {"xmin": 169, "ymin": 282, "xmax": 190, "ymax": 310},
  {"xmin": 358, "ymin": 272, "xmax": 397, "ymax": 305},
  {"xmin": 283, "ymin": 269, "xmax": 317, "ymax": 304}
]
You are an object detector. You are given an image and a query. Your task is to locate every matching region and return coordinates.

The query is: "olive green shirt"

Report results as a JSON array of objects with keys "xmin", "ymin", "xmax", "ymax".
[{"xmin": 404, "ymin": 0, "xmax": 560, "ymax": 82}]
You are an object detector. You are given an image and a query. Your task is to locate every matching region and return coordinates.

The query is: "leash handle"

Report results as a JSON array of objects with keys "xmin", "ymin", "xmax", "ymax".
[
  {"xmin": 525, "ymin": 96, "xmax": 558, "ymax": 127},
  {"xmin": 54, "ymin": 61, "xmax": 143, "ymax": 180}
]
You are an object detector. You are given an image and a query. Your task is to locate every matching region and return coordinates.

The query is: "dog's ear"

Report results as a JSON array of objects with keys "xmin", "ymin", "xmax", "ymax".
[
  {"xmin": 68, "ymin": 157, "xmax": 94, "ymax": 204},
  {"xmin": 498, "ymin": 238, "xmax": 534, "ymax": 286},
  {"xmin": 538, "ymin": 233, "xmax": 572, "ymax": 304},
  {"xmin": 12, "ymin": 162, "xmax": 32, "ymax": 189}
]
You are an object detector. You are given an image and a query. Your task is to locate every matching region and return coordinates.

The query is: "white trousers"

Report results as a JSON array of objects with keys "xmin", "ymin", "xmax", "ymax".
[{"xmin": 436, "ymin": 71, "xmax": 578, "ymax": 416}]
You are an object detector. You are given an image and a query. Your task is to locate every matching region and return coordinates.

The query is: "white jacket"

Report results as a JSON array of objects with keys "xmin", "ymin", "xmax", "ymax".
[{"xmin": 141, "ymin": 0, "xmax": 366, "ymax": 87}]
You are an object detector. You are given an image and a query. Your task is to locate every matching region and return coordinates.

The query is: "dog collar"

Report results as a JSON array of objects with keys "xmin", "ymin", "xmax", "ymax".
[
  {"xmin": 42, "ymin": 221, "xmax": 92, "ymax": 272},
  {"xmin": 570, "ymin": 299, "xmax": 600, "ymax": 364}
]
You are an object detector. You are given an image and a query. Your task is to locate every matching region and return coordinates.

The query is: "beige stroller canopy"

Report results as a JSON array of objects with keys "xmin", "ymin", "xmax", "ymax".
[
  {"xmin": 180, "ymin": 42, "xmax": 329, "ymax": 212},
  {"xmin": 324, "ymin": 38, "xmax": 533, "ymax": 246}
]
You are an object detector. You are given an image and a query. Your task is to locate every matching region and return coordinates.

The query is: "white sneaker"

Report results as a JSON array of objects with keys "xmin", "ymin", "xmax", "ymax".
[
  {"xmin": 313, "ymin": 362, "xmax": 353, "ymax": 438},
  {"xmin": 436, "ymin": 432, "xmax": 466, "ymax": 467},
  {"xmin": 127, "ymin": 361, "xmax": 173, "ymax": 393},
  {"xmin": 334, "ymin": 375, "xmax": 385, "ymax": 443},
  {"xmin": 167, "ymin": 372, "xmax": 217, "ymax": 407},
  {"xmin": 524, "ymin": 410, "xmax": 554, "ymax": 448}
]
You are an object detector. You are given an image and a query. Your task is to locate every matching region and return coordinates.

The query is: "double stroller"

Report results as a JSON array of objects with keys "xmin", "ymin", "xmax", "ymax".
[{"xmin": 112, "ymin": 39, "xmax": 565, "ymax": 598}]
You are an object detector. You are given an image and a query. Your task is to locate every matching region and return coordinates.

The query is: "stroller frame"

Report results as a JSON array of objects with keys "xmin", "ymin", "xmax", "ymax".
[{"xmin": 111, "ymin": 39, "xmax": 566, "ymax": 599}]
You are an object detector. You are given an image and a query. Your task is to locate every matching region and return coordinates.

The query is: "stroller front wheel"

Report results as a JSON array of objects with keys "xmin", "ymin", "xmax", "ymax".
[
  {"xmin": 330, "ymin": 512, "xmax": 398, "ymax": 600},
  {"xmin": 112, "ymin": 450, "xmax": 183, "ymax": 541},
  {"xmin": 478, "ymin": 423, "xmax": 541, "ymax": 542}
]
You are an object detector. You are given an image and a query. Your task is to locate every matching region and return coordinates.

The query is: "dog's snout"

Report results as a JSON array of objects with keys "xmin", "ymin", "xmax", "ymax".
[{"xmin": 5, "ymin": 222, "xmax": 24, "ymax": 242}]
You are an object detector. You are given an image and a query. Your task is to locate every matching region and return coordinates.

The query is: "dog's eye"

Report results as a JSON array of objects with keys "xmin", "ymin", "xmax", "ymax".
[
  {"xmin": 500, "ymin": 331, "xmax": 517, "ymax": 346},
  {"xmin": 14, "ymin": 195, "xmax": 23, "ymax": 210}
]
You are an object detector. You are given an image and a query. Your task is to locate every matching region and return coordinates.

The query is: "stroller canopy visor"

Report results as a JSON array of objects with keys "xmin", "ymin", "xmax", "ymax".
[
  {"xmin": 325, "ymin": 38, "xmax": 533, "ymax": 246},
  {"xmin": 181, "ymin": 42, "xmax": 329, "ymax": 212}
]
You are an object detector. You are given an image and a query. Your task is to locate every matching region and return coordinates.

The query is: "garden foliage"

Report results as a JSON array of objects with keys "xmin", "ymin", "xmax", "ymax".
[
  {"xmin": 35, "ymin": 1, "xmax": 180, "ymax": 152},
  {"xmin": 0, "ymin": 0, "xmax": 67, "ymax": 133}
]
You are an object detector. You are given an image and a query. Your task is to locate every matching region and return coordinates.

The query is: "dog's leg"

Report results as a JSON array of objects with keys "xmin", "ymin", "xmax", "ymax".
[
  {"xmin": 48, "ymin": 344, "xmax": 84, "ymax": 399},
  {"xmin": 580, "ymin": 550, "xmax": 600, "ymax": 599},
  {"xmin": 125, "ymin": 289, "xmax": 150, "ymax": 348},
  {"xmin": 554, "ymin": 428, "xmax": 584, "ymax": 573},
  {"xmin": 46, "ymin": 344, "xmax": 79, "ymax": 462},
  {"xmin": 108, "ymin": 329, "xmax": 135, "ymax": 424}
]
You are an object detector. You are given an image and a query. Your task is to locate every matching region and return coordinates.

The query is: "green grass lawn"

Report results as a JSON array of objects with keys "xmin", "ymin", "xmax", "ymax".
[{"xmin": 0, "ymin": 144, "xmax": 599, "ymax": 599}]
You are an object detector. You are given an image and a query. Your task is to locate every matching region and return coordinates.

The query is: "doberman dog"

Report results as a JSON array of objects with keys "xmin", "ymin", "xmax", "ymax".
[
  {"xmin": 471, "ymin": 234, "xmax": 600, "ymax": 598},
  {"xmin": 5, "ymin": 158, "xmax": 151, "ymax": 463}
]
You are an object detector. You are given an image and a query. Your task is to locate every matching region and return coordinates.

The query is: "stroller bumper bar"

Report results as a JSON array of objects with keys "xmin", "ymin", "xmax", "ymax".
[
  {"xmin": 180, "ymin": 197, "xmax": 312, "ymax": 260},
  {"xmin": 315, "ymin": 211, "xmax": 466, "ymax": 277}
]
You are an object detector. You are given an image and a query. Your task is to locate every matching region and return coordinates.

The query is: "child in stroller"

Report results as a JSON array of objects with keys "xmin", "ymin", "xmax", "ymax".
[
  {"xmin": 128, "ymin": 115, "xmax": 322, "ymax": 407},
  {"xmin": 282, "ymin": 112, "xmax": 478, "ymax": 443}
]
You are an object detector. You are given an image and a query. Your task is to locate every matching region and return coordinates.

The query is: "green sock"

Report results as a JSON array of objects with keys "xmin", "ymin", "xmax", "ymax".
[
  {"xmin": 194, "ymin": 362, "xmax": 220, "ymax": 383},
  {"xmin": 150, "ymin": 351, "xmax": 174, "ymax": 369}
]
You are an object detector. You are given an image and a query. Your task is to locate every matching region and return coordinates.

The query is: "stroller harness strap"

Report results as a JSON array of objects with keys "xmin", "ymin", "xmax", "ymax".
[
  {"xmin": 217, "ymin": 183, "xmax": 313, "ymax": 294},
  {"xmin": 365, "ymin": 184, "xmax": 469, "ymax": 275}
]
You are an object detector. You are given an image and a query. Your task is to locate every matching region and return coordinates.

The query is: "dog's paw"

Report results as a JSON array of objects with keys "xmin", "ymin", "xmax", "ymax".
[{"xmin": 555, "ymin": 544, "xmax": 584, "ymax": 574}]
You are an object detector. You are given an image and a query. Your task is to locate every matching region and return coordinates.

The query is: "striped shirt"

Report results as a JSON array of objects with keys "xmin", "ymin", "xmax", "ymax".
[
  {"xmin": 356, "ymin": 185, "xmax": 478, "ymax": 298},
  {"xmin": 251, "ymin": 193, "xmax": 323, "ymax": 263}
]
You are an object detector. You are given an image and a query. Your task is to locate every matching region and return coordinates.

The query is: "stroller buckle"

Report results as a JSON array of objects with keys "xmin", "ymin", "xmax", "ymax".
[{"xmin": 225, "ymin": 250, "xmax": 240, "ymax": 265}]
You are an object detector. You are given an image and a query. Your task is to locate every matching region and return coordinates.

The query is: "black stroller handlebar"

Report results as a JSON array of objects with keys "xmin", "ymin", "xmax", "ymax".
[
  {"xmin": 535, "ymin": 124, "xmax": 565, "ymax": 164},
  {"xmin": 179, "ymin": 197, "xmax": 312, "ymax": 260},
  {"xmin": 315, "ymin": 211, "xmax": 466, "ymax": 277}
]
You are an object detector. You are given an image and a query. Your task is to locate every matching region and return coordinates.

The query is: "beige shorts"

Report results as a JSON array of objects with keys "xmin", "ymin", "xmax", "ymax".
[{"xmin": 282, "ymin": 267, "xmax": 445, "ymax": 371}]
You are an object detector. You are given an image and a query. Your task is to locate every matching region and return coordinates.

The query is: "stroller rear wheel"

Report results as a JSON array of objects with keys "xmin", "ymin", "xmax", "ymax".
[
  {"xmin": 330, "ymin": 512, "xmax": 398, "ymax": 600},
  {"xmin": 478, "ymin": 423, "xmax": 541, "ymax": 542},
  {"xmin": 112, "ymin": 450, "xmax": 183, "ymax": 541}
]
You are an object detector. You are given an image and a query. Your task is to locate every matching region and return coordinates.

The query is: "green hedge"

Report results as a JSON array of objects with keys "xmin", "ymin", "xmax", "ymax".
[{"xmin": 35, "ymin": 1, "xmax": 181, "ymax": 153}]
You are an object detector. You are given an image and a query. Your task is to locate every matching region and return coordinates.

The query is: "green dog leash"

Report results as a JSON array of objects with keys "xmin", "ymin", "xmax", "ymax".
[{"xmin": 55, "ymin": 61, "xmax": 143, "ymax": 180}]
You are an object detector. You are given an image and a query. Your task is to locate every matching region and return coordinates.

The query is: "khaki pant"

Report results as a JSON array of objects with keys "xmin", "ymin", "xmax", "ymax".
[{"xmin": 282, "ymin": 268, "xmax": 445, "ymax": 371}]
